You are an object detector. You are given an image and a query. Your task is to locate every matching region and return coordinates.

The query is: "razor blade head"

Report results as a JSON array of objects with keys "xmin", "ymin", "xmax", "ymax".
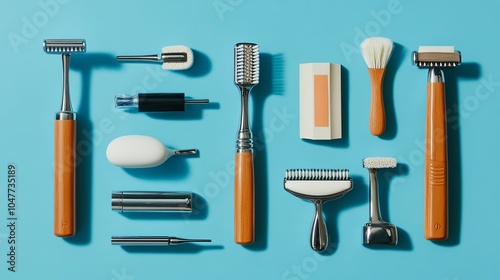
[
  {"xmin": 412, "ymin": 46, "xmax": 461, "ymax": 68},
  {"xmin": 234, "ymin": 43, "xmax": 259, "ymax": 86},
  {"xmin": 363, "ymin": 157, "xmax": 397, "ymax": 169},
  {"xmin": 284, "ymin": 169, "xmax": 353, "ymax": 200},
  {"xmin": 43, "ymin": 39, "xmax": 86, "ymax": 54}
]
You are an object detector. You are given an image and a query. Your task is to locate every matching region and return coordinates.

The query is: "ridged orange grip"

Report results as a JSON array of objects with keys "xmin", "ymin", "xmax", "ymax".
[
  {"xmin": 368, "ymin": 68, "xmax": 386, "ymax": 136},
  {"xmin": 54, "ymin": 120, "xmax": 76, "ymax": 237},
  {"xmin": 424, "ymin": 82, "xmax": 448, "ymax": 240},
  {"xmin": 234, "ymin": 151, "xmax": 254, "ymax": 244}
]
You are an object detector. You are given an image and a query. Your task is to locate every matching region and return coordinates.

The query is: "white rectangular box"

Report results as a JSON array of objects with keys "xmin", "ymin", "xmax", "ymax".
[{"xmin": 299, "ymin": 63, "xmax": 342, "ymax": 140}]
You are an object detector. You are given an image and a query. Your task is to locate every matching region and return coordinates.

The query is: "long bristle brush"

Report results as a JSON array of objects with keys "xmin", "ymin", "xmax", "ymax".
[
  {"xmin": 361, "ymin": 37, "xmax": 393, "ymax": 136},
  {"xmin": 233, "ymin": 43, "xmax": 259, "ymax": 245}
]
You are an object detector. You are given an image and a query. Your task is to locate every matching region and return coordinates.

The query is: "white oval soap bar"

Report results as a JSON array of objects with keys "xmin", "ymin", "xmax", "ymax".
[{"xmin": 106, "ymin": 135, "xmax": 167, "ymax": 168}]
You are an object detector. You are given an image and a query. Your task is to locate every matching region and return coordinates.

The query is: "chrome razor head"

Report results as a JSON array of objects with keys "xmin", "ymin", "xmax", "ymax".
[
  {"xmin": 43, "ymin": 39, "xmax": 86, "ymax": 54},
  {"xmin": 412, "ymin": 46, "xmax": 461, "ymax": 68},
  {"xmin": 284, "ymin": 169, "xmax": 352, "ymax": 200},
  {"xmin": 234, "ymin": 43, "xmax": 259, "ymax": 87}
]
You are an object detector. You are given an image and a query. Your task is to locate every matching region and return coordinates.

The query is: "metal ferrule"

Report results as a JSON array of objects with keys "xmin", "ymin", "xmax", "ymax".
[
  {"xmin": 56, "ymin": 111, "xmax": 76, "ymax": 120},
  {"xmin": 236, "ymin": 86, "xmax": 253, "ymax": 152},
  {"xmin": 428, "ymin": 68, "xmax": 444, "ymax": 83}
]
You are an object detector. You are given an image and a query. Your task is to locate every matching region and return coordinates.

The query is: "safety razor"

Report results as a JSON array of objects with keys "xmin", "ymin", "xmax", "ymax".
[
  {"xmin": 412, "ymin": 46, "xmax": 461, "ymax": 240},
  {"xmin": 44, "ymin": 39, "xmax": 86, "ymax": 237}
]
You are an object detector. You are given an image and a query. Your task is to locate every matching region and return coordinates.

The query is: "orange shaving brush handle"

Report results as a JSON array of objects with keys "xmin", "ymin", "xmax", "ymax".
[
  {"xmin": 54, "ymin": 120, "xmax": 76, "ymax": 237},
  {"xmin": 424, "ymin": 82, "xmax": 448, "ymax": 240},
  {"xmin": 234, "ymin": 151, "xmax": 255, "ymax": 244},
  {"xmin": 368, "ymin": 68, "xmax": 386, "ymax": 136}
]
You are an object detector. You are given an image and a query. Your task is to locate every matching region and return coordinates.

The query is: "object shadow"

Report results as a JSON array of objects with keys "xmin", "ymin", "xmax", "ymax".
[
  {"xmin": 145, "ymin": 102, "xmax": 220, "ymax": 121},
  {"xmin": 434, "ymin": 62, "xmax": 481, "ymax": 247},
  {"xmin": 180, "ymin": 49, "xmax": 211, "ymax": 77},
  {"xmin": 65, "ymin": 53, "xmax": 121, "ymax": 244},
  {"xmin": 302, "ymin": 66, "xmax": 350, "ymax": 149},
  {"xmin": 116, "ymin": 193, "xmax": 208, "ymax": 220},
  {"xmin": 364, "ymin": 163, "xmax": 412, "ymax": 251},
  {"xmin": 123, "ymin": 151, "xmax": 199, "ymax": 180},
  {"xmin": 380, "ymin": 42, "xmax": 406, "ymax": 140},
  {"xmin": 319, "ymin": 175, "xmax": 366, "ymax": 255},
  {"xmin": 121, "ymin": 244, "xmax": 224, "ymax": 254},
  {"xmin": 243, "ymin": 53, "xmax": 284, "ymax": 251}
]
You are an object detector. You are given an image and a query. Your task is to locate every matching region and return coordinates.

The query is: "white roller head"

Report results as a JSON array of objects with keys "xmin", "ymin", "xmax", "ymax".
[
  {"xmin": 106, "ymin": 135, "xmax": 168, "ymax": 168},
  {"xmin": 161, "ymin": 45, "xmax": 193, "ymax": 70},
  {"xmin": 363, "ymin": 157, "xmax": 397, "ymax": 169},
  {"xmin": 360, "ymin": 37, "xmax": 393, "ymax": 69}
]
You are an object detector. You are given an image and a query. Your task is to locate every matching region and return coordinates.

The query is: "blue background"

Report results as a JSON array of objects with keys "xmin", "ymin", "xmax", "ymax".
[{"xmin": 0, "ymin": 0, "xmax": 498, "ymax": 279}]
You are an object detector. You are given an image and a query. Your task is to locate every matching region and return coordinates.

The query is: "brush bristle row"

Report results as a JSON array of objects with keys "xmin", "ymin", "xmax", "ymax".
[
  {"xmin": 363, "ymin": 157, "xmax": 397, "ymax": 169},
  {"xmin": 285, "ymin": 169, "xmax": 349, "ymax": 180},
  {"xmin": 360, "ymin": 37, "xmax": 393, "ymax": 69},
  {"xmin": 235, "ymin": 43, "xmax": 259, "ymax": 86},
  {"xmin": 44, "ymin": 46, "xmax": 86, "ymax": 53},
  {"xmin": 416, "ymin": 61, "xmax": 458, "ymax": 68}
]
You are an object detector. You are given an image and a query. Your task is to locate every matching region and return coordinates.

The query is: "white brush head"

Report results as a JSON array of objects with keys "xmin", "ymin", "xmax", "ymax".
[
  {"xmin": 360, "ymin": 37, "xmax": 393, "ymax": 69},
  {"xmin": 363, "ymin": 157, "xmax": 397, "ymax": 169},
  {"xmin": 161, "ymin": 45, "xmax": 193, "ymax": 70},
  {"xmin": 234, "ymin": 43, "xmax": 260, "ymax": 86}
]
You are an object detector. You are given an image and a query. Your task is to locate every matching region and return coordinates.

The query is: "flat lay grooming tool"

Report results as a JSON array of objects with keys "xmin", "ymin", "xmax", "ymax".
[
  {"xmin": 112, "ymin": 191, "xmax": 192, "ymax": 212},
  {"xmin": 116, "ymin": 45, "xmax": 193, "ymax": 70},
  {"xmin": 362, "ymin": 157, "xmax": 398, "ymax": 245},
  {"xmin": 299, "ymin": 63, "xmax": 342, "ymax": 140},
  {"xmin": 412, "ymin": 46, "xmax": 461, "ymax": 240},
  {"xmin": 112, "ymin": 236, "xmax": 211, "ymax": 246},
  {"xmin": 115, "ymin": 93, "xmax": 209, "ymax": 112},
  {"xmin": 43, "ymin": 39, "xmax": 86, "ymax": 237},
  {"xmin": 106, "ymin": 135, "xmax": 197, "ymax": 168},
  {"xmin": 284, "ymin": 169, "xmax": 353, "ymax": 252},
  {"xmin": 360, "ymin": 37, "xmax": 394, "ymax": 136},
  {"xmin": 233, "ymin": 43, "xmax": 259, "ymax": 245}
]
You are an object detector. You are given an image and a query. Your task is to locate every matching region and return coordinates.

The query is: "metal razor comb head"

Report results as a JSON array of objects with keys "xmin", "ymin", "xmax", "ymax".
[
  {"xmin": 234, "ymin": 43, "xmax": 260, "ymax": 86},
  {"xmin": 412, "ymin": 48, "xmax": 461, "ymax": 68},
  {"xmin": 43, "ymin": 39, "xmax": 86, "ymax": 54}
]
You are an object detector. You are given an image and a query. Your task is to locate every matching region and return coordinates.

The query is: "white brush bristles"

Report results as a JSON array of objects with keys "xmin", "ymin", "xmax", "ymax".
[
  {"xmin": 363, "ymin": 157, "xmax": 396, "ymax": 169},
  {"xmin": 361, "ymin": 37, "xmax": 393, "ymax": 69}
]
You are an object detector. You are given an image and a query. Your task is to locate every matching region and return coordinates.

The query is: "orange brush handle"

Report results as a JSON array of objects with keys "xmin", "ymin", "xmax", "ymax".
[
  {"xmin": 234, "ymin": 151, "xmax": 254, "ymax": 244},
  {"xmin": 368, "ymin": 68, "xmax": 386, "ymax": 136},
  {"xmin": 54, "ymin": 120, "xmax": 76, "ymax": 237},
  {"xmin": 424, "ymin": 82, "xmax": 448, "ymax": 240}
]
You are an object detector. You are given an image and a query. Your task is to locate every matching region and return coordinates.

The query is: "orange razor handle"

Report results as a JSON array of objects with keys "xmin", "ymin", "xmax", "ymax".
[
  {"xmin": 424, "ymin": 82, "xmax": 448, "ymax": 240},
  {"xmin": 368, "ymin": 68, "xmax": 386, "ymax": 136},
  {"xmin": 54, "ymin": 120, "xmax": 76, "ymax": 237},
  {"xmin": 234, "ymin": 151, "xmax": 255, "ymax": 244}
]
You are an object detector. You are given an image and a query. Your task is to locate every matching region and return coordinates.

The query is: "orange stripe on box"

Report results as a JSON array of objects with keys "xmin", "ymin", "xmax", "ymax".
[{"xmin": 314, "ymin": 75, "xmax": 329, "ymax": 127}]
